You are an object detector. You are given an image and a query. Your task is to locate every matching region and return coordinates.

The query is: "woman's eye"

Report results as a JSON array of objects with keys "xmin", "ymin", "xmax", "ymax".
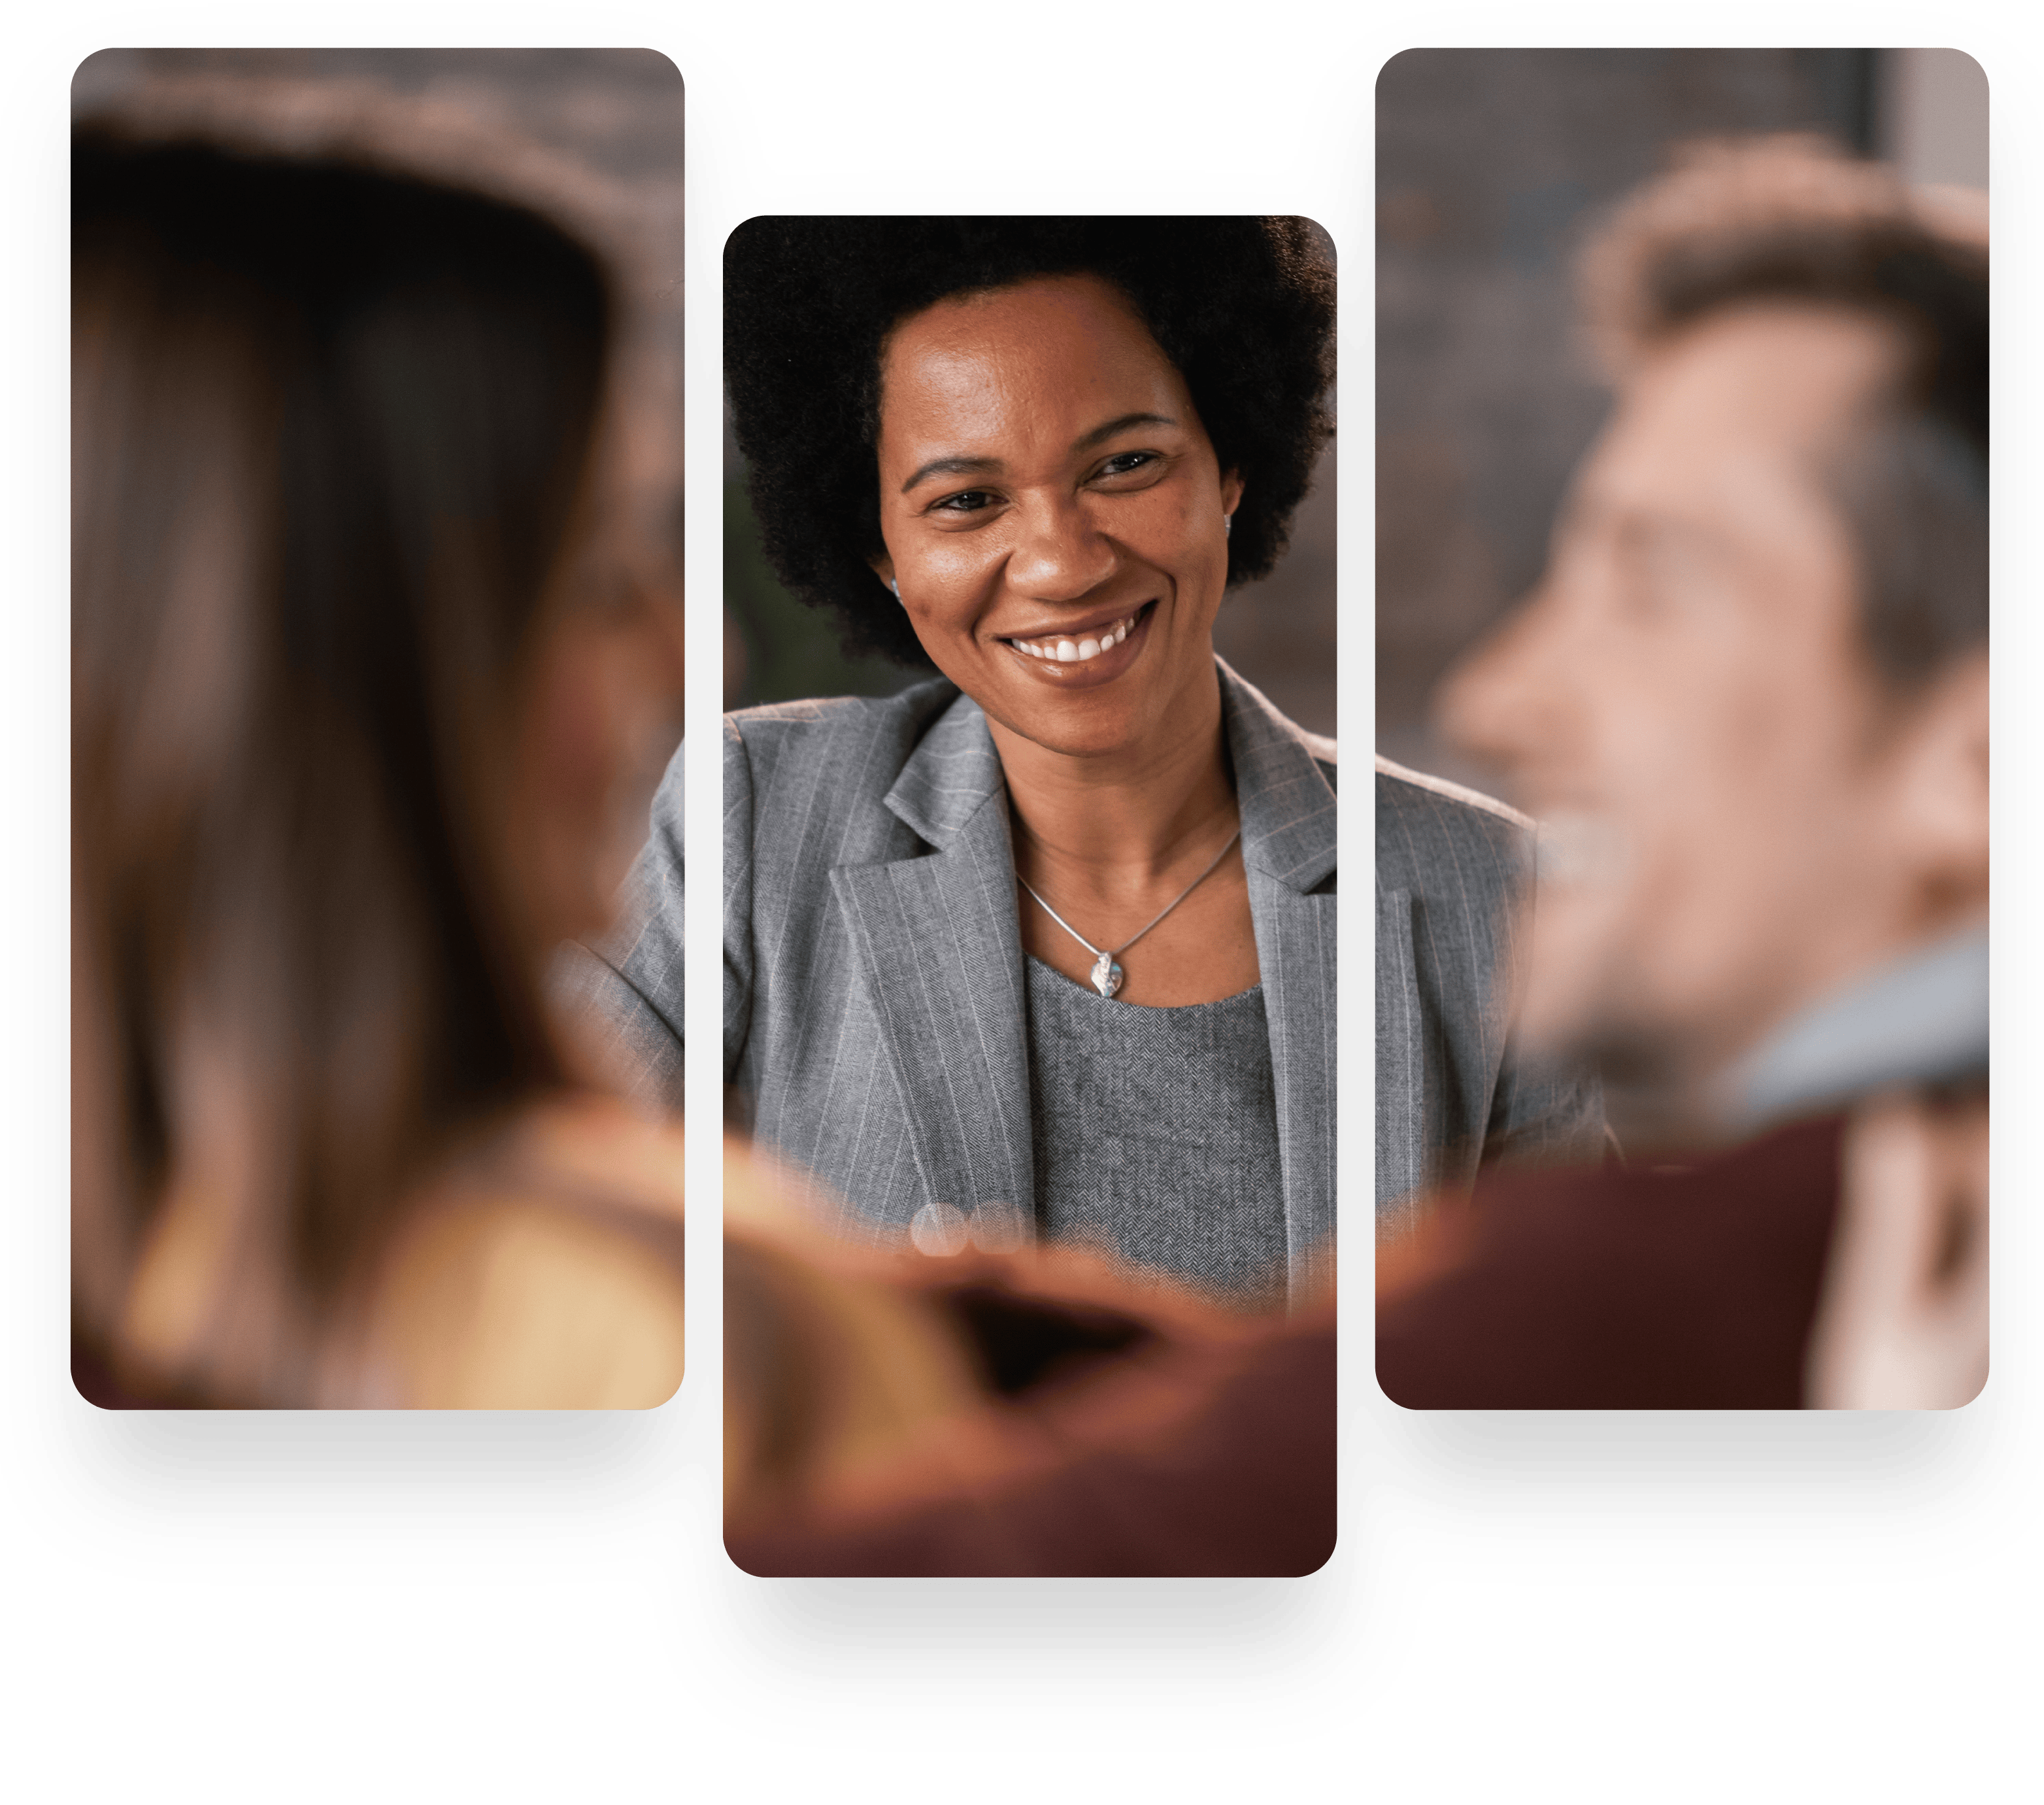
[
  {"xmin": 1096, "ymin": 451, "xmax": 1158, "ymax": 479},
  {"xmin": 931, "ymin": 488, "xmax": 998, "ymax": 515}
]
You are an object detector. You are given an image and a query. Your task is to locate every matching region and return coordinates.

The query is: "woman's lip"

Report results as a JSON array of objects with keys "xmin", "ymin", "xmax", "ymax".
[
  {"xmin": 999, "ymin": 598, "xmax": 1153, "ymax": 647},
  {"xmin": 999, "ymin": 599, "xmax": 1155, "ymax": 659},
  {"xmin": 999, "ymin": 599, "xmax": 1156, "ymax": 686}
]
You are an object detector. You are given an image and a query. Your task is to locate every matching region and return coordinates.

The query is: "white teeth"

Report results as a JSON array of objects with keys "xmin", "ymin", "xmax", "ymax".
[
  {"xmin": 1018, "ymin": 613, "xmax": 1145, "ymax": 662},
  {"xmin": 1013, "ymin": 613, "xmax": 1138, "ymax": 664}
]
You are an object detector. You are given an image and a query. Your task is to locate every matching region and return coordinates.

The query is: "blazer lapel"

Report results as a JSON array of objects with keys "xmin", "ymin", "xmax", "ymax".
[
  {"xmin": 827, "ymin": 668, "xmax": 1339, "ymax": 1295},
  {"xmin": 829, "ymin": 694, "xmax": 1036, "ymax": 1236},
  {"xmin": 1221, "ymin": 662, "xmax": 1338, "ymax": 1303},
  {"xmin": 1373, "ymin": 886, "xmax": 1426, "ymax": 1237}
]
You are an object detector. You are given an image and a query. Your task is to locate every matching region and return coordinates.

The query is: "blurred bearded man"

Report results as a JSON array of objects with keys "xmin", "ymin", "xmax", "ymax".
[{"xmin": 1377, "ymin": 138, "xmax": 1987, "ymax": 1410}]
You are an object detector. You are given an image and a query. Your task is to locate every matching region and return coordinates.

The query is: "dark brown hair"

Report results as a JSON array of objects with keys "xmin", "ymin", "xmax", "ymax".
[
  {"xmin": 724, "ymin": 217, "xmax": 1336, "ymax": 666},
  {"xmin": 1581, "ymin": 135, "xmax": 1987, "ymax": 690},
  {"xmin": 73, "ymin": 131, "xmax": 614, "ymax": 1401}
]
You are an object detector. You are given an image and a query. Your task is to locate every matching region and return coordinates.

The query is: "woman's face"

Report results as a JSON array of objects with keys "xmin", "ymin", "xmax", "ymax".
[
  {"xmin": 871, "ymin": 274, "xmax": 1243, "ymax": 759},
  {"xmin": 502, "ymin": 422, "xmax": 685, "ymax": 962}
]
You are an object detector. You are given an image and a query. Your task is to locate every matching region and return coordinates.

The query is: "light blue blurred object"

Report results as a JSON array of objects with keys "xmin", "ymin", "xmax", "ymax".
[{"xmin": 1727, "ymin": 926, "xmax": 1988, "ymax": 1130}]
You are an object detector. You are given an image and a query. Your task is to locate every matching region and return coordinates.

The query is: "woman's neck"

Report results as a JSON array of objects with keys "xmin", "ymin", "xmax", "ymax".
[{"xmin": 988, "ymin": 667, "xmax": 1235, "ymax": 881}]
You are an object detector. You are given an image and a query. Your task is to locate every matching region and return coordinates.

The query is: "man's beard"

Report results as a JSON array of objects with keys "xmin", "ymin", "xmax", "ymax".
[{"xmin": 1562, "ymin": 1013, "xmax": 1728, "ymax": 1155}]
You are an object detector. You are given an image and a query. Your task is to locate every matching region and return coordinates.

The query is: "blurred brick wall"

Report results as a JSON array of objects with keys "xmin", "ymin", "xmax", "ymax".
[
  {"xmin": 1375, "ymin": 48, "xmax": 1877, "ymax": 779},
  {"xmin": 73, "ymin": 50, "xmax": 685, "ymax": 544}
]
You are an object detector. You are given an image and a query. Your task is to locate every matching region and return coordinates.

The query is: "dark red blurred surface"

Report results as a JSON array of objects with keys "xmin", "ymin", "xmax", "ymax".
[
  {"xmin": 1377, "ymin": 1117, "xmax": 1844, "ymax": 1410},
  {"xmin": 728, "ymin": 1316, "xmax": 1336, "ymax": 1578}
]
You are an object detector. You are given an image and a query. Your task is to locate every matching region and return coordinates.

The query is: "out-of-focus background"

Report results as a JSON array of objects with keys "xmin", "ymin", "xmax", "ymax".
[
  {"xmin": 1377, "ymin": 47, "xmax": 1988, "ymax": 780},
  {"xmin": 74, "ymin": 49, "xmax": 686, "ymax": 217},
  {"xmin": 71, "ymin": 49, "xmax": 689, "ymax": 871},
  {"xmin": 722, "ymin": 231, "xmax": 1339, "ymax": 737},
  {"xmin": 72, "ymin": 51, "xmax": 686, "ymax": 552}
]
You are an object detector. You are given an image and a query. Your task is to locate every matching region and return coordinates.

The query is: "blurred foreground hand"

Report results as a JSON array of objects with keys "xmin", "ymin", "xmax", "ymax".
[
  {"xmin": 723, "ymin": 1135, "xmax": 1335, "ymax": 1577},
  {"xmin": 1807, "ymin": 1093, "xmax": 1988, "ymax": 1410}
]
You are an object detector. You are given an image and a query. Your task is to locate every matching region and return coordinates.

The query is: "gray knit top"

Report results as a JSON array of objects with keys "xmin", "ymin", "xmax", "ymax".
[{"xmin": 1024, "ymin": 955, "xmax": 1287, "ymax": 1302}]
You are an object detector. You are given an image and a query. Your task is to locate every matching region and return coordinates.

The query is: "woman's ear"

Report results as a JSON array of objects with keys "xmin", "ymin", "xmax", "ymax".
[
  {"xmin": 868, "ymin": 552, "xmax": 898, "ymax": 598},
  {"xmin": 1220, "ymin": 470, "xmax": 1245, "ymax": 519}
]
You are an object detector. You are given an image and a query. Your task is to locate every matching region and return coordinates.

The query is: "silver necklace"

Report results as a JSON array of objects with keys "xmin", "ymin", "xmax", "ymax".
[{"xmin": 1016, "ymin": 827, "xmax": 1243, "ymax": 998}]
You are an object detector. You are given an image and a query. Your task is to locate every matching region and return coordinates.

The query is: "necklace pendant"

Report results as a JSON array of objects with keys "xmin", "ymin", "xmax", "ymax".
[{"xmin": 1090, "ymin": 953, "xmax": 1124, "ymax": 999}]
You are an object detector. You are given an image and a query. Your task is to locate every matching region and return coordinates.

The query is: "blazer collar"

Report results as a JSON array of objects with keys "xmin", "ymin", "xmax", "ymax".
[
  {"xmin": 878, "ymin": 659, "xmax": 1337, "ymax": 878},
  {"xmin": 1219, "ymin": 658, "xmax": 1337, "ymax": 894},
  {"xmin": 880, "ymin": 683, "xmax": 1004, "ymax": 848}
]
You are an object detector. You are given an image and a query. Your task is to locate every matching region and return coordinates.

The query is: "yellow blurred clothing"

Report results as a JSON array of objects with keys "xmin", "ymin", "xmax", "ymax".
[
  {"xmin": 117, "ymin": 1096, "xmax": 686, "ymax": 1409},
  {"xmin": 722, "ymin": 1136, "xmax": 996, "ymax": 1513},
  {"xmin": 722, "ymin": 1136, "xmax": 1336, "ymax": 1576}
]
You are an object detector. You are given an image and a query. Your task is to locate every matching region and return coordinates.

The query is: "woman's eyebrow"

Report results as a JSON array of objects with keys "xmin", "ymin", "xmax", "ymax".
[
  {"xmin": 901, "ymin": 453, "xmax": 1001, "ymax": 493},
  {"xmin": 899, "ymin": 413, "xmax": 1179, "ymax": 494},
  {"xmin": 1073, "ymin": 411, "xmax": 1177, "ymax": 451}
]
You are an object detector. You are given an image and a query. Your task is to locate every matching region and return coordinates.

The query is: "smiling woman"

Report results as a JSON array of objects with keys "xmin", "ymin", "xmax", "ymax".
[
  {"xmin": 582, "ymin": 217, "xmax": 1336, "ymax": 1311},
  {"xmin": 869, "ymin": 272, "xmax": 1263, "ymax": 1010}
]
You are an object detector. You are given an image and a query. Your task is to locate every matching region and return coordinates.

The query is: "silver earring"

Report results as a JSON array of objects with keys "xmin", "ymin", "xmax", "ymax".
[
  {"xmin": 1222, "ymin": 514, "xmax": 1232, "ymax": 539},
  {"xmin": 889, "ymin": 579, "xmax": 900, "ymax": 598}
]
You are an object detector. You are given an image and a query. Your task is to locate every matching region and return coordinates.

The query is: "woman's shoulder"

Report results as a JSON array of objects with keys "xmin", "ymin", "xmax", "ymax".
[
  {"xmin": 1375, "ymin": 752, "xmax": 1533, "ymax": 890},
  {"xmin": 1298, "ymin": 726, "xmax": 1337, "ymax": 792},
  {"xmin": 1216, "ymin": 658, "xmax": 1334, "ymax": 764},
  {"xmin": 724, "ymin": 673, "xmax": 958, "ymax": 741},
  {"xmin": 723, "ymin": 675, "xmax": 959, "ymax": 787},
  {"xmin": 366, "ymin": 1096, "xmax": 687, "ymax": 1409},
  {"xmin": 1374, "ymin": 753, "xmax": 1528, "ymax": 824}
]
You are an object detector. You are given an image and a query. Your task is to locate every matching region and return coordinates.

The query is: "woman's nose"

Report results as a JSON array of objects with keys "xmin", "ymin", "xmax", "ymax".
[{"xmin": 1005, "ymin": 493, "xmax": 1118, "ymax": 602}]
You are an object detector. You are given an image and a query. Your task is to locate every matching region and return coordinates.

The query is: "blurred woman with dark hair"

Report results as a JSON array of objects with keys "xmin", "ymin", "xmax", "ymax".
[{"xmin": 71, "ymin": 127, "xmax": 686, "ymax": 1408}]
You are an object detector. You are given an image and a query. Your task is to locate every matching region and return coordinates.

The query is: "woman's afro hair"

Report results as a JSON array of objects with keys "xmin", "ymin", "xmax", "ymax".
[{"xmin": 724, "ymin": 216, "xmax": 1336, "ymax": 666}]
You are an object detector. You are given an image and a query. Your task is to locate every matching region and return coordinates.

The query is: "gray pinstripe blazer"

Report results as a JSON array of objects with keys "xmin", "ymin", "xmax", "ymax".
[
  {"xmin": 573, "ymin": 658, "xmax": 1335, "ymax": 1302},
  {"xmin": 1375, "ymin": 756, "xmax": 1606, "ymax": 1240}
]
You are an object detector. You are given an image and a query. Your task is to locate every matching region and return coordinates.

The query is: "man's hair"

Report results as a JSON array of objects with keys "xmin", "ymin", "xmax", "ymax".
[
  {"xmin": 724, "ymin": 217, "xmax": 1337, "ymax": 667},
  {"xmin": 73, "ymin": 130, "xmax": 614, "ymax": 1400},
  {"xmin": 1582, "ymin": 135, "xmax": 1987, "ymax": 688}
]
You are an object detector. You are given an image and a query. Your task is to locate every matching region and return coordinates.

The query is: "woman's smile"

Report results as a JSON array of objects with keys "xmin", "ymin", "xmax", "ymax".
[
  {"xmin": 871, "ymin": 273, "xmax": 1240, "ymax": 758},
  {"xmin": 997, "ymin": 598, "xmax": 1156, "ymax": 685}
]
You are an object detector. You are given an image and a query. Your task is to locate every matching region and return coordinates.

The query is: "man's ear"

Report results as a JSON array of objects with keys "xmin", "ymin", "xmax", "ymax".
[{"xmin": 1888, "ymin": 649, "xmax": 1989, "ymax": 911}]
